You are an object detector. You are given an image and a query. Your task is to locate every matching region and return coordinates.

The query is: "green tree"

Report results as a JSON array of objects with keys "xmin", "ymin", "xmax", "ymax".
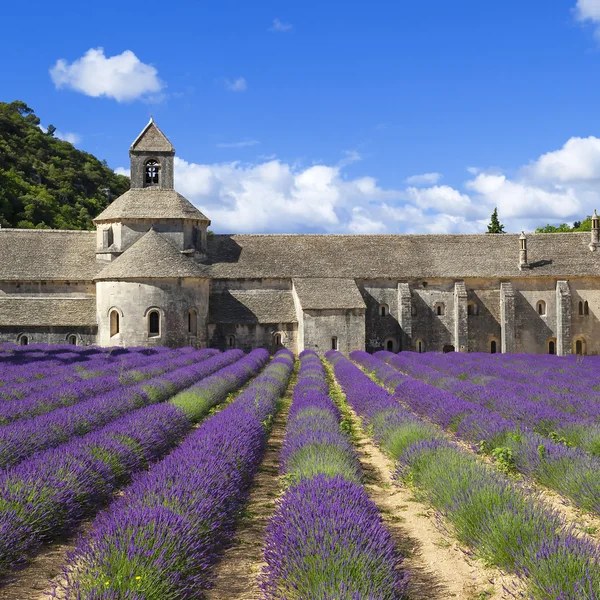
[
  {"xmin": 535, "ymin": 216, "xmax": 593, "ymax": 233},
  {"xmin": 0, "ymin": 101, "xmax": 129, "ymax": 229},
  {"xmin": 486, "ymin": 207, "xmax": 505, "ymax": 233}
]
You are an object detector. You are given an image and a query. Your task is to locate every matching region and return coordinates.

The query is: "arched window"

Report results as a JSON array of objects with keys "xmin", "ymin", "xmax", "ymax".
[
  {"xmin": 387, "ymin": 339, "xmax": 394, "ymax": 351},
  {"xmin": 537, "ymin": 300, "xmax": 546, "ymax": 316},
  {"xmin": 443, "ymin": 345, "xmax": 455, "ymax": 353},
  {"xmin": 584, "ymin": 301, "xmax": 590, "ymax": 316},
  {"xmin": 188, "ymin": 309, "xmax": 198, "ymax": 336},
  {"xmin": 575, "ymin": 338, "xmax": 586, "ymax": 356},
  {"xmin": 380, "ymin": 304, "xmax": 388, "ymax": 317},
  {"xmin": 67, "ymin": 334, "xmax": 77, "ymax": 346},
  {"xmin": 148, "ymin": 310, "xmax": 160, "ymax": 337},
  {"xmin": 18, "ymin": 335, "xmax": 29, "ymax": 346},
  {"xmin": 109, "ymin": 310, "xmax": 120, "ymax": 337},
  {"xmin": 579, "ymin": 301, "xmax": 584, "ymax": 316},
  {"xmin": 331, "ymin": 336, "xmax": 338, "ymax": 351},
  {"xmin": 435, "ymin": 303, "xmax": 445, "ymax": 316},
  {"xmin": 467, "ymin": 302, "xmax": 479, "ymax": 316},
  {"xmin": 548, "ymin": 339, "xmax": 556, "ymax": 355},
  {"xmin": 145, "ymin": 159, "xmax": 160, "ymax": 186},
  {"xmin": 490, "ymin": 340, "xmax": 497, "ymax": 354},
  {"xmin": 416, "ymin": 339, "xmax": 425, "ymax": 353},
  {"xmin": 274, "ymin": 333, "xmax": 282, "ymax": 347},
  {"xmin": 227, "ymin": 334, "xmax": 236, "ymax": 349}
]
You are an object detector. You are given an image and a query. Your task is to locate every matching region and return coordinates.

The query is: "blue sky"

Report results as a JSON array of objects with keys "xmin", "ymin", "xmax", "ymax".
[{"xmin": 4, "ymin": 0, "xmax": 600, "ymax": 234}]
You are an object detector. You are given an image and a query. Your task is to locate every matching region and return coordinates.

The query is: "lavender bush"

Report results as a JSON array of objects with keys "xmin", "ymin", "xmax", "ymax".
[
  {"xmin": 52, "ymin": 350, "xmax": 294, "ymax": 598},
  {"xmin": 0, "ymin": 348, "xmax": 270, "ymax": 578},
  {"xmin": 261, "ymin": 350, "xmax": 406, "ymax": 600},
  {"xmin": 0, "ymin": 350, "xmax": 242, "ymax": 468},
  {"xmin": 329, "ymin": 351, "xmax": 600, "ymax": 599}
]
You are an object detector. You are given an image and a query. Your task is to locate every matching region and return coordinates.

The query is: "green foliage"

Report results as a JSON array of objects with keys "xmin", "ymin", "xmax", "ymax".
[
  {"xmin": 535, "ymin": 216, "xmax": 593, "ymax": 233},
  {"xmin": 486, "ymin": 207, "xmax": 505, "ymax": 233},
  {"xmin": 0, "ymin": 100, "xmax": 129, "ymax": 229}
]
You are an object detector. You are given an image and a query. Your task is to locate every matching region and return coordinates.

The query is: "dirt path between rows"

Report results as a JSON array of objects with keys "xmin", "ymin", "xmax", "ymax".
[
  {"xmin": 326, "ymin": 371, "xmax": 524, "ymax": 600},
  {"xmin": 203, "ymin": 369, "xmax": 296, "ymax": 600}
]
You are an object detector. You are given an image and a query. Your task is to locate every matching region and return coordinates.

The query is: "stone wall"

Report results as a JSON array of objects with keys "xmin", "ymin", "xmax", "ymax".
[
  {"xmin": 467, "ymin": 280, "xmax": 502, "ymax": 353},
  {"xmin": 96, "ymin": 218, "xmax": 207, "ymax": 256},
  {"xmin": 0, "ymin": 327, "xmax": 97, "ymax": 346},
  {"xmin": 130, "ymin": 151, "xmax": 174, "ymax": 190},
  {"xmin": 207, "ymin": 322, "xmax": 298, "ymax": 353},
  {"xmin": 410, "ymin": 280, "xmax": 455, "ymax": 352},
  {"xmin": 359, "ymin": 281, "xmax": 402, "ymax": 353},
  {"xmin": 302, "ymin": 308, "xmax": 365, "ymax": 355},
  {"xmin": 96, "ymin": 278, "xmax": 209, "ymax": 348},
  {"xmin": 512, "ymin": 279, "xmax": 557, "ymax": 354}
]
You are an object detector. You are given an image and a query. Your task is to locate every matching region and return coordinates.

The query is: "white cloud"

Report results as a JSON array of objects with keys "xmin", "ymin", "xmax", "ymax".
[
  {"xmin": 217, "ymin": 139, "xmax": 260, "ymax": 148},
  {"xmin": 270, "ymin": 18, "xmax": 293, "ymax": 32},
  {"xmin": 576, "ymin": 0, "xmax": 600, "ymax": 21},
  {"xmin": 55, "ymin": 131, "xmax": 81, "ymax": 145},
  {"xmin": 50, "ymin": 48, "xmax": 164, "ymax": 102},
  {"xmin": 526, "ymin": 136, "xmax": 600, "ymax": 182},
  {"xmin": 405, "ymin": 185, "xmax": 473, "ymax": 216},
  {"xmin": 224, "ymin": 77, "xmax": 247, "ymax": 92},
  {"xmin": 113, "ymin": 133, "xmax": 600, "ymax": 234},
  {"xmin": 404, "ymin": 172, "xmax": 442, "ymax": 186}
]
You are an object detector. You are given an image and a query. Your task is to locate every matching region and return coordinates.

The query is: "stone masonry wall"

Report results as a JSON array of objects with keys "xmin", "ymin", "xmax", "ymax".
[{"xmin": 302, "ymin": 308, "xmax": 365, "ymax": 355}]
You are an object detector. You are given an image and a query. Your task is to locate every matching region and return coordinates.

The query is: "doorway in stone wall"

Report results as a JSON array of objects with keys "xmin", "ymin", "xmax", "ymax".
[{"xmin": 442, "ymin": 345, "xmax": 455, "ymax": 353}]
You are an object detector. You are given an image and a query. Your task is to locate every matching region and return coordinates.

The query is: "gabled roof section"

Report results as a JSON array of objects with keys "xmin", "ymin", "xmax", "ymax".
[
  {"xmin": 0, "ymin": 229, "xmax": 97, "ymax": 281},
  {"xmin": 130, "ymin": 118, "xmax": 175, "ymax": 153},
  {"xmin": 209, "ymin": 289, "xmax": 297, "ymax": 324},
  {"xmin": 95, "ymin": 229, "xmax": 209, "ymax": 280},
  {"xmin": 293, "ymin": 278, "xmax": 366, "ymax": 310},
  {"xmin": 93, "ymin": 189, "xmax": 209, "ymax": 222},
  {"xmin": 207, "ymin": 233, "xmax": 600, "ymax": 279}
]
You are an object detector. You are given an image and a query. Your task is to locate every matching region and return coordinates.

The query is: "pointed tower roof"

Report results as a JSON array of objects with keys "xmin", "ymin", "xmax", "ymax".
[
  {"xmin": 95, "ymin": 229, "xmax": 208, "ymax": 280},
  {"xmin": 130, "ymin": 117, "xmax": 175, "ymax": 153}
]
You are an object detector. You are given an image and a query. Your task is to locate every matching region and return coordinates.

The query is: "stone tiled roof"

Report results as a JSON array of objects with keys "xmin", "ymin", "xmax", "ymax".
[
  {"xmin": 130, "ymin": 119, "xmax": 175, "ymax": 153},
  {"xmin": 95, "ymin": 229, "xmax": 209, "ymax": 280},
  {"xmin": 94, "ymin": 189, "xmax": 209, "ymax": 222},
  {"xmin": 0, "ymin": 229, "xmax": 98, "ymax": 281},
  {"xmin": 293, "ymin": 278, "xmax": 366, "ymax": 310},
  {"xmin": 209, "ymin": 289, "xmax": 297, "ymax": 324},
  {"xmin": 207, "ymin": 233, "xmax": 600, "ymax": 279},
  {"xmin": 0, "ymin": 297, "xmax": 96, "ymax": 326}
]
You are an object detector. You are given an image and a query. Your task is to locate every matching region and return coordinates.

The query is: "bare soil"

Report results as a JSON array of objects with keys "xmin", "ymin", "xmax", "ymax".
[{"xmin": 203, "ymin": 372, "xmax": 296, "ymax": 600}]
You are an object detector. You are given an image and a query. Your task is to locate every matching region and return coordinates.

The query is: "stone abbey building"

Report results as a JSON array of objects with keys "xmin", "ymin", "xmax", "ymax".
[{"xmin": 1, "ymin": 120, "xmax": 600, "ymax": 355}]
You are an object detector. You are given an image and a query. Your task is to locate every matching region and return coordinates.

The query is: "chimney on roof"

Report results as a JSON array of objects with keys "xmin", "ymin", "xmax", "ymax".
[
  {"xmin": 590, "ymin": 210, "xmax": 599, "ymax": 251},
  {"xmin": 519, "ymin": 232, "xmax": 530, "ymax": 270}
]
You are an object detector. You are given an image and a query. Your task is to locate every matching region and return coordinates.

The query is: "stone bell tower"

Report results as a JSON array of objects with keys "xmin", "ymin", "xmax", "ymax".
[{"xmin": 129, "ymin": 117, "xmax": 175, "ymax": 190}]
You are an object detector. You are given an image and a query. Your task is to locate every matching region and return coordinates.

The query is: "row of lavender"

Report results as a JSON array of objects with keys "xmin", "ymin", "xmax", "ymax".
[
  {"xmin": 0, "ymin": 346, "xmax": 182, "ymax": 401},
  {"xmin": 51, "ymin": 349, "xmax": 295, "ymax": 598},
  {"xmin": 384, "ymin": 351, "xmax": 600, "ymax": 457},
  {"xmin": 0, "ymin": 348, "xmax": 270, "ymax": 579},
  {"xmin": 0, "ymin": 344, "xmax": 173, "ymax": 388},
  {"xmin": 329, "ymin": 351, "xmax": 600, "ymax": 599},
  {"xmin": 0, "ymin": 348, "xmax": 221, "ymax": 424},
  {"xmin": 261, "ymin": 350, "xmax": 405, "ymax": 599},
  {"xmin": 362, "ymin": 351, "xmax": 600, "ymax": 515},
  {"xmin": 0, "ymin": 349, "xmax": 239, "ymax": 468},
  {"xmin": 417, "ymin": 350, "xmax": 600, "ymax": 401}
]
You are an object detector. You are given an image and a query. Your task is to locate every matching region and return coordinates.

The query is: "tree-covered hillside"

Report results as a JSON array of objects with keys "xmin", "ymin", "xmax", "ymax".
[{"xmin": 0, "ymin": 101, "xmax": 129, "ymax": 229}]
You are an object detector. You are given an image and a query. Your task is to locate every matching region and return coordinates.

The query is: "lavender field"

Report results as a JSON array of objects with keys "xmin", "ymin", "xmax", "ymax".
[{"xmin": 1, "ymin": 343, "xmax": 600, "ymax": 599}]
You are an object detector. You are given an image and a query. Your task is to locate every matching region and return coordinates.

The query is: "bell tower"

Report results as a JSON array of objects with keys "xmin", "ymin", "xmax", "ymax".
[{"xmin": 129, "ymin": 117, "xmax": 175, "ymax": 190}]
